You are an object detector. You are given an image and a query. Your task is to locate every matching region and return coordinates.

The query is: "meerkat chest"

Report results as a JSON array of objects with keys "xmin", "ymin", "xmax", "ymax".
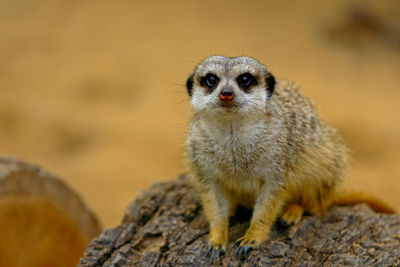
[{"xmin": 191, "ymin": 118, "xmax": 273, "ymax": 179}]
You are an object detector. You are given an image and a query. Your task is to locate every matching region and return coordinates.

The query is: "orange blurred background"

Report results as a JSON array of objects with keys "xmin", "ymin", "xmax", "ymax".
[{"xmin": 0, "ymin": 0, "xmax": 399, "ymax": 228}]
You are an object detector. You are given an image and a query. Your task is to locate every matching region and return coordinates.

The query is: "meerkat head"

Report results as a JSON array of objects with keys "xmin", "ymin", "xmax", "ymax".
[{"xmin": 186, "ymin": 56, "xmax": 275, "ymax": 116}]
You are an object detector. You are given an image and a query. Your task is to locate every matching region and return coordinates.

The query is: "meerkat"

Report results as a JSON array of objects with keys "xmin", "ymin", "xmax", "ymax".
[{"xmin": 185, "ymin": 56, "xmax": 395, "ymax": 260}]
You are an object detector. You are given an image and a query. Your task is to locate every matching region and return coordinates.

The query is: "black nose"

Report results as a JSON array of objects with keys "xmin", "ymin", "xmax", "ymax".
[{"xmin": 220, "ymin": 89, "xmax": 235, "ymax": 101}]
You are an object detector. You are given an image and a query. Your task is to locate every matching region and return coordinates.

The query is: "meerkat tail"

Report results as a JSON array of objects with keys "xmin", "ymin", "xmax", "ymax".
[{"xmin": 333, "ymin": 191, "xmax": 396, "ymax": 214}]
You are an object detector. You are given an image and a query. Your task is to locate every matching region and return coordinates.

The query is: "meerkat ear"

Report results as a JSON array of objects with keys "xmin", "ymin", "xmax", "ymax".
[
  {"xmin": 265, "ymin": 73, "xmax": 276, "ymax": 97},
  {"xmin": 186, "ymin": 74, "xmax": 194, "ymax": 97}
]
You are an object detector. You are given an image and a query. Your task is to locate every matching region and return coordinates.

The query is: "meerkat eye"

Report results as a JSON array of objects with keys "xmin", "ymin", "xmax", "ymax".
[
  {"xmin": 237, "ymin": 73, "xmax": 256, "ymax": 91},
  {"xmin": 201, "ymin": 73, "xmax": 219, "ymax": 91}
]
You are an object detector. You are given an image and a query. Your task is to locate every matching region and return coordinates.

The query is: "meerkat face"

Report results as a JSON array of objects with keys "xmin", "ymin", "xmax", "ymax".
[{"xmin": 186, "ymin": 56, "xmax": 275, "ymax": 116}]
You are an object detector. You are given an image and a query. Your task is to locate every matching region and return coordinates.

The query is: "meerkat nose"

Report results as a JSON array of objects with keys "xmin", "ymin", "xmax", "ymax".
[{"xmin": 220, "ymin": 88, "xmax": 235, "ymax": 101}]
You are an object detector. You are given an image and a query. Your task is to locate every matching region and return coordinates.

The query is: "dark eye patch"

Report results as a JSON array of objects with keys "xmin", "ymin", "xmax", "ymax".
[
  {"xmin": 200, "ymin": 73, "xmax": 220, "ymax": 93},
  {"xmin": 237, "ymin": 73, "xmax": 257, "ymax": 92},
  {"xmin": 265, "ymin": 73, "xmax": 275, "ymax": 97},
  {"xmin": 186, "ymin": 74, "xmax": 194, "ymax": 97}
]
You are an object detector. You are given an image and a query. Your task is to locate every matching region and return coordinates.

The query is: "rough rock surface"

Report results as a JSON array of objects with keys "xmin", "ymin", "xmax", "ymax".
[{"xmin": 79, "ymin": 176, "xmax": 400, "ymax": 266}]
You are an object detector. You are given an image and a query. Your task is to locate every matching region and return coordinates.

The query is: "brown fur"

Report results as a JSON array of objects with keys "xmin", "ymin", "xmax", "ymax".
[{"xmin": 185, "ymin": 56, "xmax": 395, "ymax": 254}]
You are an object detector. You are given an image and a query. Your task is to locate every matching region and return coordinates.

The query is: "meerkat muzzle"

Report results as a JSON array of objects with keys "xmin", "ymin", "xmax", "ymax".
[{"xmin": 220, "ymin": 89, "xmax": 234, "ymax": 101}]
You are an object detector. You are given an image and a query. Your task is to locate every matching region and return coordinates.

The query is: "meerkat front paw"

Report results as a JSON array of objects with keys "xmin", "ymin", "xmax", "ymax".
[
  {"xmin": 205, "ymin": 219, "xmax": 228, "ymax": 262},
  {"xmin": 205, "ymin": 241, "xmax": 226, "ymax": 264},
  {"xmin": 234, "ymin": 236, "xmax": 258, "ymax": 260},
  {"xmin": 280, "ymin": 203, "xmax": 304, "ymax": 226}
]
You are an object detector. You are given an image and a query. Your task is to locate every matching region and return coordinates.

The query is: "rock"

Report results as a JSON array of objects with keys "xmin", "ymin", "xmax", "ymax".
[{"xmin": 79, "ymin": 176, "xmax": 400, "ymax": 266}]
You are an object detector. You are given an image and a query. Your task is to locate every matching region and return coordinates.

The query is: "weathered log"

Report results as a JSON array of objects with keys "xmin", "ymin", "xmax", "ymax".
[
  {"xmin": 0, "ymin": 156, "xmax": 101, "ymax": 267},
  {"xmin": 80, "ymin": 176, "xmax": 400, "ymax": 266}
]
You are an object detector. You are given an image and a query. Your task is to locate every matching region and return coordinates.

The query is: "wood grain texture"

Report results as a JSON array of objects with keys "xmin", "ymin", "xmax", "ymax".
[{"xmin": 79, "ymin": 176, "xmax": 400, "ymax": 266}]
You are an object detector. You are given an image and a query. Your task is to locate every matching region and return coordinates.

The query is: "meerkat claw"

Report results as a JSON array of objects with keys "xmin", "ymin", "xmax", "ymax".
[
  {"xmin": 235, "ymin": 245, "xmax": 253, "ymax": 260},
  {"xmin": 205, "ymin": 244, "xmax": 225, "ymax": 264},
  {"xmin": 234, "ymin": 238, "xmax": 255, "ymax": 260},
  {"xmin": 205, "ymin": 245, "xmax": 213, "ymax": 257}
]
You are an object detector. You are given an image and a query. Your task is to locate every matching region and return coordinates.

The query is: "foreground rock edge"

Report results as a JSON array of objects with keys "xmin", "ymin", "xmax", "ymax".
[{"xmin": 80, "ymin": 176, "xmax": 400, "ymax": 267}]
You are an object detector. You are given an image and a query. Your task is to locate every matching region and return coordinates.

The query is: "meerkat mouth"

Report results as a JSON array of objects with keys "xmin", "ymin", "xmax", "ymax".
[{"xmin": 218, "ymin": 102, "xmax": 238, "ymax": 112}]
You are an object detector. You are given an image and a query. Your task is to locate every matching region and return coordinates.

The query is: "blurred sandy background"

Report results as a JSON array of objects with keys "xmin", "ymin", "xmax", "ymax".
[{"xmin": 0, "ymin": 0, "xmax": 399, "ymax": 228}]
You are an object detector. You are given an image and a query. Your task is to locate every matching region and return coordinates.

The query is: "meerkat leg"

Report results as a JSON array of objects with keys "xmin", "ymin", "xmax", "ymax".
[
  {"xmin": 303, "ymin": 183, "xmax": 336, "ymax": 216},
  {"xmin": 280, "ymin": 203, "xmax": 304, "ymax": 225},
  {"xmin": 235, "ymin": 187, "xmax": 286, "ymax": 258},
  {"xmin": 198, "ymin": 185, "xmax": 231, "ymax": 260},
  {"xmin": 229, "ymin": 198, "xmax": 238, "ymax": 216}
]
